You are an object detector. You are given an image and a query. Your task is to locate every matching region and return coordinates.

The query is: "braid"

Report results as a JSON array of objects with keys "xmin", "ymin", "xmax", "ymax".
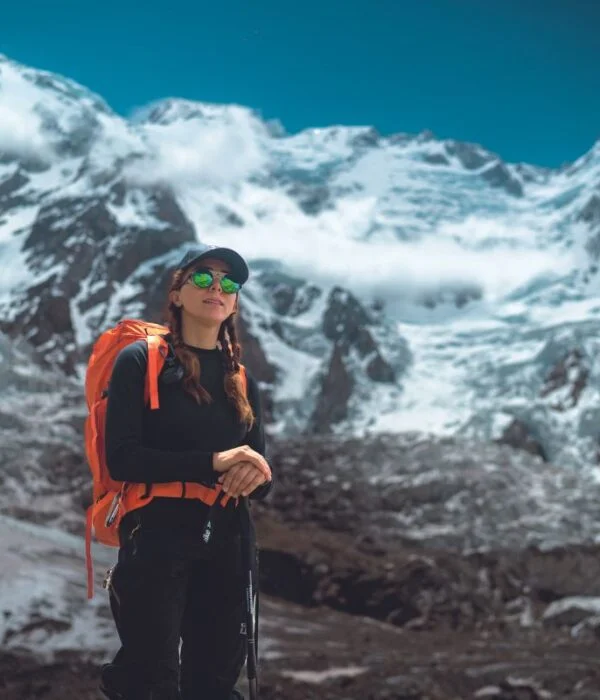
[
  {"xmin": 221, "ymin": 315, "xmax": 254, "ymax": 429},
  {"xmin": 218, "ymin": 322, "xmax": 236, "ymax": 373},
  {"xmin": 226, "ymin": 316, "xmax": 242, "ymax": 367},
  {"xmin": 167, "ymin": 294, "xmax": 211, "ymax": 405}
]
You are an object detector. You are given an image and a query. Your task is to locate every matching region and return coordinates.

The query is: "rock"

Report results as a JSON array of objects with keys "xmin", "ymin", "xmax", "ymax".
[
  {"xmin": 579, "ymin": 194, "xmax": 600, "ymax": 227},
  {"xmin": 496, "ymin": 419, "xmax": 547, "ymax": 461},
  {"xmin": 0, "ymin": 169, "xmax": 29, "ymax": 207},
  {"xmin": 322, "ymin": 287, "xmax": 395, "ymax": 381},
  {"xmin": 258, "ymin": 270, "xmax": 321, "ymax": 317},
  {"xmin": 288, "ymin": 182, "xmax": 333, "ymax": 215},
  {"xmin": 322, "ymin": 287, "xmax": 371, "ymax": 347},
  {"xmin": 571, "ymin": 614, "xmax": 600, "ymax": 641},
  {"xmin": 349, "ymin": 127, "xmax": 381, "ymax": 148},
  {"xmin": 308, "ymin": 343, "xmax": 354, "ymax": 432},
  {"xmin": 513, "ymin": 544, "xmax": 600, "ymax": 602},
  {"xmin": 422, "ymin": 152, "xmax": 450, "ymax": 166},
  {"xmin": 215, "ymin": 204, "xmax": 245, "ymax": 227},
  {"xmin": 366, "ymin": 352, "xmax": 396, "ymax": 383},
  {"xmin": 542, "ymin": 596, "xmax": 600, "ymax": 627},
  {"xmin": 236, "ymin": 312, "xmax": 278, "ymax": 385},
  {"xmin": 474, "ymin": 677, "xmax": 552, "ymax": 699},
  {"xmin": 480, "ymin": 161, "xmax": 523, "ymax": 197},
  {"xmin": 236, "ymin": 312, "xmax": 277, "ymax": 423},
  {"xmin": 540, "ymin": 348, "xmax": 589, "ymax": 410},
  {"xmin": 445, "ymin": 141, "xmax": 493, "ymax": 170},
  {"xmin": 418, "ymin": 284, "xmax": 483, "ymax": 309}
]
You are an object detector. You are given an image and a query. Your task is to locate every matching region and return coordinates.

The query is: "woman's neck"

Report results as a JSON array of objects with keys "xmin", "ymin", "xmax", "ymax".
[{"xmin": 180, "ymin": 318, "xmax": 219, "ymax": 349}]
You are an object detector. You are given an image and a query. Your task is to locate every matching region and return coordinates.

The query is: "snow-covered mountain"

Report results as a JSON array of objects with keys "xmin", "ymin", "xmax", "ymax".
[{"xmin": 1, "ymin": 53, "xmax": 600, "ymax": 471}]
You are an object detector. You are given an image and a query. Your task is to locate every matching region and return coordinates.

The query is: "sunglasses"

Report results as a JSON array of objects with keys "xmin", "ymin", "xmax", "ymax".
[{"xmin": 185, "ymin": 268, "xmax": 242, "ymax": 295}]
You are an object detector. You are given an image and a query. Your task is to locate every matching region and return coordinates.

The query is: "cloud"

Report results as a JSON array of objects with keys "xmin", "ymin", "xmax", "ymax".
[
  {"xmin": 124, "ymin": 106, "xmax": 267, "ymax": 189},
  {"xmin": 284, "ymin": 236, "xmax": 564, "ymax": 304},
  {"xmin": 203, "ymin": 200, "xmax": 573, "ymax": 309}
]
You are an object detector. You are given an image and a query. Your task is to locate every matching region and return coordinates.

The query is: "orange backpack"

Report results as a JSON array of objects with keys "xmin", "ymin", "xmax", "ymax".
[
  {"xmin": 83, "ymin": 319, "xmax": 245, "ymax": 599},
  {"xmin": 83, "ymin": 319, "xmax": 170, "ymax": 598}
]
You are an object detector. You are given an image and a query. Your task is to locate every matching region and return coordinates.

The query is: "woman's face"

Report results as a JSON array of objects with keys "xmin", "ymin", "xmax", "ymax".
[{"xmin": 173, "ymin": 257, "xmax": 238, "ymax": 326}]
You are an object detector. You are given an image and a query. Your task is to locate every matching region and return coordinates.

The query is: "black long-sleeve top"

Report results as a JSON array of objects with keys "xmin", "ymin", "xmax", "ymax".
[{"xmin": 104, "ymin": 335, "xmax": 271, "ymax": 549}]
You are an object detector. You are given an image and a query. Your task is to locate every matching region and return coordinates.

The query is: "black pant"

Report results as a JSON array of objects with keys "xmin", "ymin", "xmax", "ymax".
[{"xmin": 101, "ymin": 518, "xmax": 251, "ymax": 700}]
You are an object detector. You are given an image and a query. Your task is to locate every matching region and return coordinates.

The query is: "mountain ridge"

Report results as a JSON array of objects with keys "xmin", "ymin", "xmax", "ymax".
[{"xmin": 1, "ymin": 54, "xmax": 600, "ymax": 467}]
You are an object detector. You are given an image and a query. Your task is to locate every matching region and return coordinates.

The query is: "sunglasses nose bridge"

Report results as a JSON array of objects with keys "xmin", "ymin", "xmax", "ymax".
[{"xmin": 210, "ymin": 272, "xmax": 228, "ymax": 294}]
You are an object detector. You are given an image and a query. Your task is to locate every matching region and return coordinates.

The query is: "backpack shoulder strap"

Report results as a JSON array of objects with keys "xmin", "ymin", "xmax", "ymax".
[{"xmin": 146, "ymin": 335, "xmax": 169, "ymax": 410}]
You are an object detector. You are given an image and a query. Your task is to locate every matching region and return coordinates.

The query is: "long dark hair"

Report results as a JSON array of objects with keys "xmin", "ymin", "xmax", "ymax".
[{"xmin": 164, "ymin": 266, "xmax": 254, "ymax": 429}]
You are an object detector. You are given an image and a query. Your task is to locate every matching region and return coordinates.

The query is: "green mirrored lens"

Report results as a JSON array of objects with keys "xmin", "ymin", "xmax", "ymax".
[
  {"xmin": 220, "ymin": 277, "xmax": 240, "ymax": 294},
  {"xmin": 191, "ymin": 271, "xmax": 213, "ymax": 288}
]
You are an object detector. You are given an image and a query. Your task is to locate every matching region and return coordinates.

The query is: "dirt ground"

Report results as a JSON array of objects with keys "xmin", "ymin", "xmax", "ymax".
[{"xmin": 2, "ymin": 593, "xmax": 600, "ymax": 700}]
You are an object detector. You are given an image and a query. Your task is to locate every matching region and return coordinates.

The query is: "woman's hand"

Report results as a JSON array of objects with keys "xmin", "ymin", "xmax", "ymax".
[
  {"xmin": 217, "ymin": 460, "xmax": 269, "ymax": 498},
  {"xmin": 212, "ymin": 445, "xmax": 271, "ymax": 481}
]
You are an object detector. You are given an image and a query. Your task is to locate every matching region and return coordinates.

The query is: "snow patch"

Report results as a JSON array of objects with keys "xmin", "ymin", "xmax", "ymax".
[{"xmin": 281, "ymin": 665, "xmax": 368, "ymax": 684}]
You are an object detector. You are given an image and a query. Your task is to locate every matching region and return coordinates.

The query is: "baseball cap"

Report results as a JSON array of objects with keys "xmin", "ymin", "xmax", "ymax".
[{"xmin": 175, "ymin": 244, "xmax": 249, "ymax": 285}]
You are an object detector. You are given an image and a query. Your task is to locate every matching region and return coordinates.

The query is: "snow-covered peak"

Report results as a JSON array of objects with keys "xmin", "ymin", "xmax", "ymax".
[
  {"xmin": 0, "ymin": 53, "xmax": 112, "ymax": 118},
  {"xmin": 563, "ymin": 138, "xmax": 600, "ymax": 183},
  {"xmin": 135, "ymin": 97, "xmax": 260, "ymax": 127},
  {"xmin": 284, "ymin": 124, "xmax": 380, "ymax": 154},
  {"xmin": 0, "ymin": 54, "xmax": 115, "ymax": 165}
]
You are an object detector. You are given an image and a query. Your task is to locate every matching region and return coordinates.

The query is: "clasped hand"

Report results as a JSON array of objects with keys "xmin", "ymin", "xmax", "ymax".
[{"xmin": 212, "ymin": 445, "xmax": 271, "ymax": 499}]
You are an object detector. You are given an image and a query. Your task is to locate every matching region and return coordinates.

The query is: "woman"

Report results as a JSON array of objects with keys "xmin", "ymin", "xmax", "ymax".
[{"xmin": 100, "ymin": 244, "xmax": 272, "ymax": 700}]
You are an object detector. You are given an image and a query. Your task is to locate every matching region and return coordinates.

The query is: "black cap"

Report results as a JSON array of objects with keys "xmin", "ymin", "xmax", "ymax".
[{"xmin": 175, "ymin": 244, "xmax": 249, "ymax": 285}]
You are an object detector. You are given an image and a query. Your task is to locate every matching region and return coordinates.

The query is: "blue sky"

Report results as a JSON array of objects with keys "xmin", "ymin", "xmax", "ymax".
[{"xmin": 1, "ymin": 0, "xmax": 598, "ymax": 167}]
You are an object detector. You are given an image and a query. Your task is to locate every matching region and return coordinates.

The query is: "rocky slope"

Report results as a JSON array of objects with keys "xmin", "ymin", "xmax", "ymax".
[{"xmin": 2, "ymin": 335, "xmax": 600, "ymax": 697}]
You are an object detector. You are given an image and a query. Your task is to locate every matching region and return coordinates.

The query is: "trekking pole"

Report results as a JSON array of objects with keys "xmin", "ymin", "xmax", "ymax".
[{"xmin": 239, "ymin": 497, "xmax": 258, "ymax": 700}]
